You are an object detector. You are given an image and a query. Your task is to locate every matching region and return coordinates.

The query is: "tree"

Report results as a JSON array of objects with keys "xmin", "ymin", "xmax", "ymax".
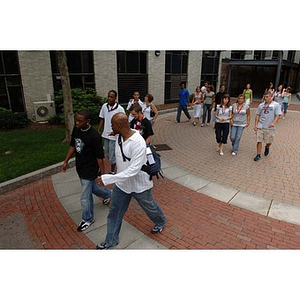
[{"xmin": 56, "ymin": 51, "xmax": 74, "ymax": 143}]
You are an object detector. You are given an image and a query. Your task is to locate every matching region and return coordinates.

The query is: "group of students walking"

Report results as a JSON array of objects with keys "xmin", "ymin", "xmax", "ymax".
[
  {"xmin": 60, "ymin": 81, "xmax": 289, "ymax": 249},
  {"xmin": 176, "ymin": 81, "xmax": 285, "ymax": 159},
  {"xmin": 62, "ymin": 89, "xmax": 166, "ymax": 250}
]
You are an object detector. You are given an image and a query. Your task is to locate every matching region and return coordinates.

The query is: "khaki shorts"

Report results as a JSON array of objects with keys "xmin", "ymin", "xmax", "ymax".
[{"xmin": 256, "ymin": 128, "xmax": 275, "ymax": 144}]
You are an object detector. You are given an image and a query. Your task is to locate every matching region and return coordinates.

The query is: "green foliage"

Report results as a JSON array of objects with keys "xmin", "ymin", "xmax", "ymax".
[
  {"xmin": 47, "ymin": 114, "xmax": 64, "ymax": 125},
  {"xmin": 54, "ymin": 88, "xmax": 107, "ymax": 125},
  {"xmin": 0, "ymin": 108, "xmax": 29, "ymax": 131}
]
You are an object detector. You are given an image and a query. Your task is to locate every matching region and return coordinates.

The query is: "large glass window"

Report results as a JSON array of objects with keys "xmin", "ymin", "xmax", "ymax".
[
  {"xmin": 231, "ymin": 51, "xmax": 246, "ymax": 59},
  {"xmin": 201, "ymin": 51, "xmax": 220, "ymax": 89},
  {"xmin": 0, "ymin": 51, "xmax": 25, "ymax": 112},
  {"xmin": 272, "ymin": 51, "xmax": 279, "ymax": 59},
  {"xmin": 254, "ymin": 51, "xmax": 266, "ymax": 60},
  {"xmin": 164, "ymin": 51, "xmax": 188, "ymax": 103},
  {"xmin": 117, "ymin": 51, "xmax": 147, "ymax": 74},
  {"xmin": 287, "ymin": 51, "xmax": 296, "ymax": 62},
  {"xmin": 50, "ymin": 51, "xmax": 95, "ymax": 92},
  {"xmin": 117, "ymin": 51, "xmax": 148, "ymax": 103}
]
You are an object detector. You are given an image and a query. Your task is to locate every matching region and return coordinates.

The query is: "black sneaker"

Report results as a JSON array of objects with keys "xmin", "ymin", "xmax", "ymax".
[
  {"xmin": 96, "ymin": 242, "xmax": 118, "ymax": 250},
  {"xmin": 103, "ymin": 197, "xmax": 111, "ymax": 205},
  {"xmin": 264, "ymin": 147, "xmax": 269, "ymax": 156},
  {"xmin": 254, "ymin": 154, "xmax": 261, "ymax": 162},
  {"xmin": 151, "ymin": 225, "xmax": 164, "ymax": 234},
  {"xmin": 77, "ymin": 220, "xmax": 94, "ymax": 232}
]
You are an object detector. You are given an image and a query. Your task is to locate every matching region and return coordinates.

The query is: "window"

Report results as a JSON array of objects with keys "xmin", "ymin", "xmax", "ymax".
[
  {"xmin": 165, "ymin": 51, "xmax": 188, "ymax": 74},
  {"xmin": 164, "ymin": 51, "xmax": 189, "ymax": 103},
  {"xmin": 117, "ymin": 51, "xmax": 148, "ymax": 103},
  {"xmin": 0, "ymin": 51, "xmax": 25, "ymax": 112},
  {"xmin": 117, "ymin": 51, "xmax": 147, "ymax": 74},
  {"xmin": 254, "ymin": 51, "xmax": 266, "ymax": 60},
  {"xmin": 287, "ymin": 51, "xmax": 296, "ymax": 62},
  {"xmin": 50, "ymin": 51, "xmax": 95, "ymax": 92},
  {"xmin": 272, "ymin": 51, "xmax": 279, "ymax": 59},
  {"xmin": 201, "ymin": 51, "xmax": 220, "ymax": 89},
  {"xmin": 231, "ymin": 51, "xmax": 246, "ymax": 59}
]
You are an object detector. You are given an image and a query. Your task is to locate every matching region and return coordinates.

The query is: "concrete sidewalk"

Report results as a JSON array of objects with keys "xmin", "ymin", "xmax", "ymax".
[{"xmin": 51, "ymin": 168, "xmax": 166, "ymax": 250}]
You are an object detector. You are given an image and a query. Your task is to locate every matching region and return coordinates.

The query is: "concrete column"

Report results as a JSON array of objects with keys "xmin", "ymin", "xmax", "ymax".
[
  {"xmin": 245, "ymin": 50, "xmax": 254, "ymax": 60},
  {"xmin": 18, "ymin": 51, "xmax": 54, "ymax": 120},
  {"xmin": 187, "ymin": 51, "xmax": 202, "ymax": 93},
  {"xmin": 265, "ymin": 51, "xmax": 272, "ymax": 59},
  {"xmin": 294, "ymin": 51, "xmax": 300, "ymax": 63},
  {"xmin": 147, "ymin": 51, "xmax": 166, "ymax": 105},
  {"xmin": 94, "ymin": 51, "xmax": 118, "ymax": 99}
]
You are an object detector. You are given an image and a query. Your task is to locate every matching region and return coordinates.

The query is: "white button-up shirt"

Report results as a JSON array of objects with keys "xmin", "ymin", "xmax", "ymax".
[{"xmin": 101, "ymin": 130, "xmax": 153, "ymax": 193}]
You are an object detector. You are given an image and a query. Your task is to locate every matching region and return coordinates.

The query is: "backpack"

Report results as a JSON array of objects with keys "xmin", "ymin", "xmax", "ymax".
[{"xmin": 118, "ymin": 135, "xmax": 164, "ymax": 180}]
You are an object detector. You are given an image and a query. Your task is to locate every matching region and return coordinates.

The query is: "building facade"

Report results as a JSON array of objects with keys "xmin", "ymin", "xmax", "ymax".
[{"xmin": 1, "ymin": 50, "xmax": 299, "ymax": 120}]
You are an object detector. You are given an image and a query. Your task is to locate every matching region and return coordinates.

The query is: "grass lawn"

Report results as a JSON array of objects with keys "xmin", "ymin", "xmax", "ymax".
[{"xmin": 0, "ymin": 126, "xmax": 70, "ymax": 183}]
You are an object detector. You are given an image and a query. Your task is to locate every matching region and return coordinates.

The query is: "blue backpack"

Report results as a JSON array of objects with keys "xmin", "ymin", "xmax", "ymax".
[{"xmin": 118, "ymin": 135, "xmax": 164, "ymax": 180}]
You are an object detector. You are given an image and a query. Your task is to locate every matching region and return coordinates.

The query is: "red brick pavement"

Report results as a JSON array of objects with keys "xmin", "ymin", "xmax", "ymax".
[
  {"xmin": 125, "ymin": 178, "xmax": 300, "ymax": 249},
  {"xmin": 0, "ymin": 177, "xmax": 94, "ymax": 249},
  {"xmin": 2, "ymin": 174, "xmax": 300, "ymax": 250}
]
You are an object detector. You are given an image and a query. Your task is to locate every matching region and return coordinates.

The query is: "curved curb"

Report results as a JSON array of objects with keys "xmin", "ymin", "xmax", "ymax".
[{"xmin": 0, "ymin": 158, "xmax": 75, "ymax": 195}]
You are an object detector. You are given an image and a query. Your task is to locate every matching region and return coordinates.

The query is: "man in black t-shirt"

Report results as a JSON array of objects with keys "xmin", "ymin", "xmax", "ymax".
[
  {"xmin": 213, "ymin": 84, "xmax": 226, "ymax": 111},
  {"xmin": 61, "ymin": 110, "xmax": 112, "ymax": 232},
  {"xmin": 129, "ymin": 104, "xmax": 154, "ymax": 145}
]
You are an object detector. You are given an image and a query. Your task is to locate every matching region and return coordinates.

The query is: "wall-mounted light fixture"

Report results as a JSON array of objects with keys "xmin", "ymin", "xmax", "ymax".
[{"xmin": 155, "ymin": 51, "xmax": 161, "ymax": 57}]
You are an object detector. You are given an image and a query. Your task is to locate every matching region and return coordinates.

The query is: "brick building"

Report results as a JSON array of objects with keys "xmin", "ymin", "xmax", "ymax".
[{"xmin": 1, "ymin": 50, "xmax": 299, "ymax": 120}]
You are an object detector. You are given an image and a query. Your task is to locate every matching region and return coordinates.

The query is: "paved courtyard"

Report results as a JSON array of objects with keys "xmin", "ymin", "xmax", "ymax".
[
  {"xmin": 154, "ymin": 104, "xmax": 300, "ymax": 206},
  {"xmin": 1, "ymin": 100, "xmax": 300, "ymax": 250}
]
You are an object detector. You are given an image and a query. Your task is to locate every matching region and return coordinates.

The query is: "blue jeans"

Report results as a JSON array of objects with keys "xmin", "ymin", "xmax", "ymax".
[
  {"xmin": 282, "ymin": 102, "xmax": 288, "ymax": 114},
  {"xmin": 230, "ymin": 126, "xmax": 244, "ymax": 153},
  {"xmin": 105, "ymin": 185, "xmax": 167, "ymax": 247},
  {"xmin": 176, "ymin": 104, "xmax": 191, "ymax": 122},
  {"xmin": 202, "ymin": 104, "xmax": 212, "ymax": 124},
  {"xmin": 80, "ymin": 178, "xmax": 112, "ymax": 223}
]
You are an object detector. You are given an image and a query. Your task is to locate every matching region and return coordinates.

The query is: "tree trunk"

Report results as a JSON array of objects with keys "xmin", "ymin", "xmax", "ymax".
[{"xmin": 56, "ymin": 51, "xmax": 74, "ymax": 143}]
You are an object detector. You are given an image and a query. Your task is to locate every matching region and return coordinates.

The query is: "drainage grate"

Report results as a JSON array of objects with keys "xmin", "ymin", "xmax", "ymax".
[{"xmin": 154, "ymin": 144, "xmax": 172, "ymax": 151}]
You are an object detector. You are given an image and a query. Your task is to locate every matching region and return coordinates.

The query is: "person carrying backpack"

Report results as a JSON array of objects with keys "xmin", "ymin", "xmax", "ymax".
[{"xmin": 95, "ymin": 112, "xmax": 167, "ymax": 250}]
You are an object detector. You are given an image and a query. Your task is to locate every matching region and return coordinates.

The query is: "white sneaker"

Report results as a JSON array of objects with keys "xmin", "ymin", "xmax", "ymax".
[
  {"xmin": 219, "ymin": 151, "xmax": 224, "ymax": 156},
  {"xmin": 232, "ymin": 152, "xmax": 237, "ymax": 156},
  {"xmin": 216, "ymin": 147, "xmax": 220, "ymax": 152}
]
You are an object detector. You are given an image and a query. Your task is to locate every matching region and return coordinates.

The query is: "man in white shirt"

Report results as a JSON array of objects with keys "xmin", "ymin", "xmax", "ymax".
[
  {"xmin": 96, "ymin": 113, "xmax": 166, "ymax": 249},
  {"xmin": 98, "ymin": 90, "xmax": 125, "ymax": 174},
  {"xmin": 126, "ymin": 90, "xmax": 144, "ymax": 123}
]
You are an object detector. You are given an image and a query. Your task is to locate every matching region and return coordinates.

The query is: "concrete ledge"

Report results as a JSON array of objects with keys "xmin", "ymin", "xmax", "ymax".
[{"xmin": 0, "ymin": 158, "xmax": 75, "ymax": 195}]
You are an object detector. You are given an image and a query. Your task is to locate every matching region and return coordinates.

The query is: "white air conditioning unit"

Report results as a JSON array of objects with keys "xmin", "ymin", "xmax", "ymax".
[{"xmin": 33, "ymin": 101, "xmax": 56, "ymax": 122}]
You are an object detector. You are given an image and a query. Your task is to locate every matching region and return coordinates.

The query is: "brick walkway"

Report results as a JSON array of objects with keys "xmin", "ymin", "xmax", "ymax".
[
  {"xmin": 154, "ymin": 101, "xmax": 300, "ymax": 206},
  {"xmin": 125, "ymin": 178, "xmax": 300, "ymax": 249},
  {"xmin": 0, "ymin": 177, "xmax": 94, "ymax": 249},
  {"xmin": 2, "ymin": 172, "xmax": 300, "ymax": 249}
]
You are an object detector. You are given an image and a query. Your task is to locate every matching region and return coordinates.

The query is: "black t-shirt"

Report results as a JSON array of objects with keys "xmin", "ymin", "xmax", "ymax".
[
  {"xmin": 70, "ymin": 126, "xmax": 104, "ymax": 180},
  {"xmin": 130, "ymin": 117, "xmax": 154, "ymax": 142},
  {"xmin": 214, "ymin": 91, "xmax": 225, "ymax": 111}
]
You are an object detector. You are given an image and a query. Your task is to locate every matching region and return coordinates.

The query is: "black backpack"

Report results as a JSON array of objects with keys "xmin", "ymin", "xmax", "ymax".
[{"xmin": 118, "ymin": 135, "xmax": 164, "ymax": 180}]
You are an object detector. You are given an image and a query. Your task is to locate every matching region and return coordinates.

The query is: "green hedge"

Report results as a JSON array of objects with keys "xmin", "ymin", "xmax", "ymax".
[
  {"xmin": 50, "ymin": 88, "xmax": 107, "ymax": 125},
  {"xmin": 0, "ymin": 108, "xmax": 29, "ymax": 131}
]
